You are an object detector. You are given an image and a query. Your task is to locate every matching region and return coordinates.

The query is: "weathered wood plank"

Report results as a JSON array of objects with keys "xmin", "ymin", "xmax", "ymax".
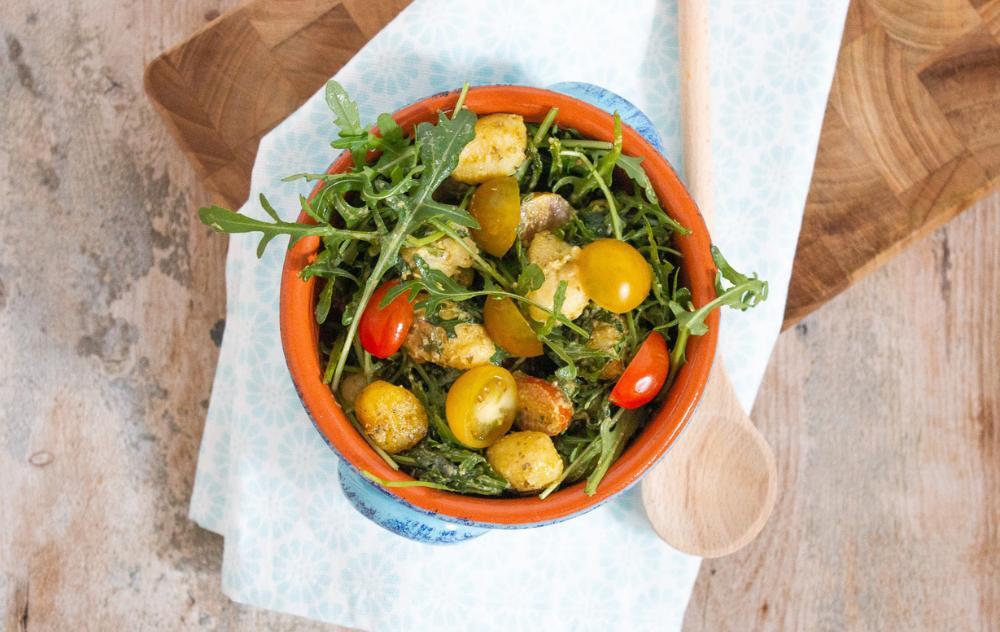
[{"xmin": 686, "ymin": 191, "xmax": 1000, "ymax": 631}]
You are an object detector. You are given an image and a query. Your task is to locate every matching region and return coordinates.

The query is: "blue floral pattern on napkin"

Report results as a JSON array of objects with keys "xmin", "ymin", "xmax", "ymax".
[{"xmin": 190, "ymin": 0, "xmax": 848, "ymax": 629}]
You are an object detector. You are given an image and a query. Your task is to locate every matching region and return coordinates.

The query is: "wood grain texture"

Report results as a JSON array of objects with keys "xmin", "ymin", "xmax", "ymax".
[
  {"xmin": 784, "ymin": 0, "xmax": 1000, "ymax": 325},
  {"xmin": 918, "ymin": 25, "xmax": 1000, "ymax": 180},
  {"xmin": 142, "ymin": 0, "xmax": 1000, "ymax": 330},
  {"xmin": 863, "ymin": 0, "xmax": 983, "ymax": 66},
  {"xmin": 684, "ymin": 191, "xmax": 1000, "ymax": 632},
  {"xmin": 143, "ymin": 0, "xmax": 410, "ymax": 207},
  {"xmin": 829, "ymin": 24, "xmax": 964, "ymax": 194},
  {"xmin": 3, "ymin": 0, "xmax": 999, "ymax": 629},
  {"xmin": 642, "ymin": 366, "xmax": 777, "ymax": 558}
]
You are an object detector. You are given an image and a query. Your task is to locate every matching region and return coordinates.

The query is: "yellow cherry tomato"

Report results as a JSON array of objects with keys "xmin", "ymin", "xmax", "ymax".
[
  {"xmin": 446, "ymin": 365, "xmax": 518, "ymax": 449},
  {"xmin": 483, "ymin": 297, "xmax": 543, "ymax": 358},
  {"xmin": 577, "ymin": 239, "xmax": 652, "ymax": 313},
  {"xmin": 469, "ymin": 176, "xmax": 520, "ymax": 257}
]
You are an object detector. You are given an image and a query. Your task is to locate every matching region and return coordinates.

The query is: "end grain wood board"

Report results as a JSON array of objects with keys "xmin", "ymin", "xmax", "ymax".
[{"xmin": 144, "ymin": 0, "xmax": 1000, "ymax": 328}]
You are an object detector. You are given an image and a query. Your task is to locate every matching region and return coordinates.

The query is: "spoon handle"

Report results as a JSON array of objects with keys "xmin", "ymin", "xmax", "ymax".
[
  {"xmin": 678, "ymin": 0, "xmax": 714, "ymax": 223},
  {"xmin": 640, "ymin": 0, "xmax": 778, "ymax": 558}
]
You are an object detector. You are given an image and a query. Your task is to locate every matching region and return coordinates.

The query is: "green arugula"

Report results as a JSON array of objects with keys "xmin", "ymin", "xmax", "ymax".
[
  {"xmin": 199, "ymin": 81, "xmax": 479, "ymax": 391},
  {"xmin": 386, "ymin": 260, "xmax": 588, "ymax": 337},
  {"xmin": 198, "ymin": 80, "xmax": 768, "ymax": 500},
  {"xmin": 662, "ymin": 246, "xmax": 768, "ymax": 388}
]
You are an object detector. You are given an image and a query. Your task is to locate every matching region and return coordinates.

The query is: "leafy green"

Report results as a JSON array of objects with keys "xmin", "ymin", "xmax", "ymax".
[
  {"xmin": 541, "ymin": 409, "xmax": 643, "ymax": 498},
  {"xmin": 197, "ymin": 79, "xmax": 768, "ymax": 500},
  {"xmin": 326, "ymin": 80, "xmax": 363, "ymax": 135},
  {"xmin": 516, "ymin": 262, "xmax": 545, "ymax": 293},
  {"xmin": 323, "ymin": 108, "xmax": 477, "ymax": 388},
  {"xmin": 596, "ymin": 113, "xmax": 623, "ymax": 185},
  {"xmin": 663, "ymin": 247, "xmax": 768, "ymax": 387},
  {"xmin": 616, "ymin": 155, "xmax": 658, "ymax": 205},
  {"xmin": 326, "ymin": 81, "xmax": 369, "ymax": 167},
  {"xmin": 199, "ymin": 202, "xmax": 380, "ymax": 258},
  {"xmin": 393, "ymin": 439, "xmax": 510, "ymax": 496}
]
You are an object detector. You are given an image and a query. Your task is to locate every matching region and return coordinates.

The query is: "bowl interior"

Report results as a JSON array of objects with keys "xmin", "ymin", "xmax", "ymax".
[{"xmin": 280, "ymin": 86, "xmax": 719, "ymax": 527}]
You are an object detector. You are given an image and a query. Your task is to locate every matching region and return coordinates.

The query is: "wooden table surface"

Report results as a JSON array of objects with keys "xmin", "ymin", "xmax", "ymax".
[{"xmin": 2, "ymin": 1, "xmax": 997, "ymax": 630}]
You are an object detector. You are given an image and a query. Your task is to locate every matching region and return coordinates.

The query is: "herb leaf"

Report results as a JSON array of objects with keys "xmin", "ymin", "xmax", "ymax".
[
  {"xmin": 617, "ymin": 155, "xmax": 659, "ymax": 205},
  {"xmin": 325, "ymin": 80, "xmax": 363, "ymax": 136},
  {"xmin": 516, "ymin": 263, "xmax": 545, "ymax": 293},
  {"xmin": 394, "ymin": 438, "xmax": 510, "ymax": 496},
  {"xmin": 414, "ymin": 110, "xmax": 477, "ymax": 196},
  {"xmin": 198, "ymin": 205, "xmax": 380, "ymax": 259}
]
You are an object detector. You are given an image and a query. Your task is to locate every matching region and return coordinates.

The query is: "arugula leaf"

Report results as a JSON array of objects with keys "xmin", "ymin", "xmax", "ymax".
[
  {"xmin": 326, "ymin": 81, "xmax": 370, "ymax": 167},
  {"xmin": 537, "ymin": 280, "xmax": 568, "ymax": 337},
  {"xmin": 198, "ymin": 205, "xmax": 380, "ymax": 258},
  {"xmin": 584, "ymin": 409, "xmax": 642, "ymax": 495},
  {"xmin": 417, "ymin": 200, "xmax": 479, "ymax": 229},
  {"xmin": 712, "ymin": 245, "xmax": 768, "ymax": 310},
  {"xmin": 324, "ymin": 107, "xmax": 478, "ymax": 389},
  {"xmin": 394, "ymin": 438, "xmax": 509, "ymax": 496},
  {"xmin": 325, "ymin": 80, "xmax": 363, "ymax": 136},
  {"xmin": 516, "ymin": 263, "xmax": 545, "ymax": 293},
  {"xmin": 664, "ymin": 247, "xmax": 768, "ymax": 387},
  {"xmin": 570, "ymin": 113, "xmax": 622, "ymax": 202},
  {"xmin": 375, "ymin": 112, "xmax": 405, "ymax": 147},
  {"xmin": 596, "ymin": 112, "xmax": 623, "ymax": 183},
  {"xmin": 617, "ymin": 155, "xmax": 659, "ymax": 205},
  {"xmin": 315, "ymin": 278, "xmax": 335, "ymax": 323},
  {"xmin": 258, "ymin": 192, "xmax": 281, "ymax": 221},
  {"xmin": 414, "ymin": 110, "xmax": 477, "ymax": 196},
  {"xmin": 372, "ymin": 113, "xmax": 417, "ymax": 175}
]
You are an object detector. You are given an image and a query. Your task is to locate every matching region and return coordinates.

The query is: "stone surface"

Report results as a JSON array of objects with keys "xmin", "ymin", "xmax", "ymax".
[{"xmin": 0, "ymin": 0, "xmax": 997, "ymax": 630}]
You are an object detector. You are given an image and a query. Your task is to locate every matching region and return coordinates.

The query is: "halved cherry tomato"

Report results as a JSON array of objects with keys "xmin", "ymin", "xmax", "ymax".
[
  {"xmin": 358, "ymin": 280, "xmax": 414, "ymax": 359},
  {"xmin": 577, "ymin": 239, "xmax": 651, "ymax": 313},
  {"xmin": 446, "ymin": 365, "xmax": 518, "ymax": 448},
  {"xmin": 483, "ymin": 297, "xmax": 543, "ymax": 357},
  {"xmin": 609, "ymin": 331, "xmax": 669, "ymax": 409},
  {"xmin": 469, "ymin": 176, "xmax": 520, "ymax": 257}
]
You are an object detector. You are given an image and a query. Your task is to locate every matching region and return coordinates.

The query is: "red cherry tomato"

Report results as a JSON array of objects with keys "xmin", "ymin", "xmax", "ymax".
[
  {"xmin": 609, "ymin": 332, "xmax": 669, "ymax": 409},
  {"xmin": 358, "ymin": 280, "xmax": 414, "ymax": 359}
]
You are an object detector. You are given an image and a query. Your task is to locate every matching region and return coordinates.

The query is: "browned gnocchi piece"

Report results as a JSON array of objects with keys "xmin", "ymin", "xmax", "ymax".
[
  {"xmin": 354, "ymin": 380, "xmax": 428, "ymax": 454},
  {"xmin": 486, "ymin": 431, "xmax": 564, "ymax": 492},
  {"xmin": 451, "ymin": 114, "xmax": 528, "ymax": 184}
]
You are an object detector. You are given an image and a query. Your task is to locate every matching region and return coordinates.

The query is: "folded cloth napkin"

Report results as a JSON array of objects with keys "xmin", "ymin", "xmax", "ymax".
[{"xmin": 190, "ymin": 1, "xmax": 848, "ymax": 629}]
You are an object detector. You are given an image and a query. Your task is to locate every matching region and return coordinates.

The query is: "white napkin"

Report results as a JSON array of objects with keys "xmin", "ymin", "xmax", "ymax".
[{"xmin": 190, "ymin": 1, "xmax": 848, "ymax": 629}]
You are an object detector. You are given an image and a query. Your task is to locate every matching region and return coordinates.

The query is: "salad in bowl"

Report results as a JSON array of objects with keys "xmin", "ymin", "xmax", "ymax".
[{"xmin": 200, "ymin": 82, "xmax": 766, "ymax": 536}]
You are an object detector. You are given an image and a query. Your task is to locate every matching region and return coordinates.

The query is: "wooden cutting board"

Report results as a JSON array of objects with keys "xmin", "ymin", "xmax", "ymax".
[{"xmin": 144, "ymin": 0, "xmax": 1000, "ymax": 328}]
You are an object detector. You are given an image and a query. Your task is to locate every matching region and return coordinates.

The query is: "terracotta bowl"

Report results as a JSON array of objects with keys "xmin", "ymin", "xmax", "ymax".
[{"xmin": 280, "ymin": 85, "xmax": 718, "ymax": 538}]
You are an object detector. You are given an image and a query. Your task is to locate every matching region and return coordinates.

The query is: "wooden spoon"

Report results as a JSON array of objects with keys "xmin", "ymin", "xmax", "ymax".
[{"xmin": 640, "ymin": 0, "xmax": 778, "ymax": 558}]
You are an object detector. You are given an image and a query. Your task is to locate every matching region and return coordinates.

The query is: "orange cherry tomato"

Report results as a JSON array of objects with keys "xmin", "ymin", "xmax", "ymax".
[
  {"xmin": 358, "ymin": 280, "xmax": 414, "ymax": 359},
  {"xmin": 446, "ymin": 365, "xmax": 518, "ymax": 448},
  {"xmin": 577, "ymin": 239, "xmax": 652, "ymax": 313},
  {"xmin": 469, "ymin": 176, "xmax": 520, "ymax": 257},
  {"xmin": 483, "ymin": 297, "xmax": 543, "ymax": 358},
  {"xmin": 609, "ymin": 332, "xmax": 669, "ymax": 409}
]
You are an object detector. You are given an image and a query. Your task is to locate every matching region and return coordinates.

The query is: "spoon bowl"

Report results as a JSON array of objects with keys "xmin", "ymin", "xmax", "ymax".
[{"xmin": 641, "ymin": 366, "xmax": 777, "ymax": 557}]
